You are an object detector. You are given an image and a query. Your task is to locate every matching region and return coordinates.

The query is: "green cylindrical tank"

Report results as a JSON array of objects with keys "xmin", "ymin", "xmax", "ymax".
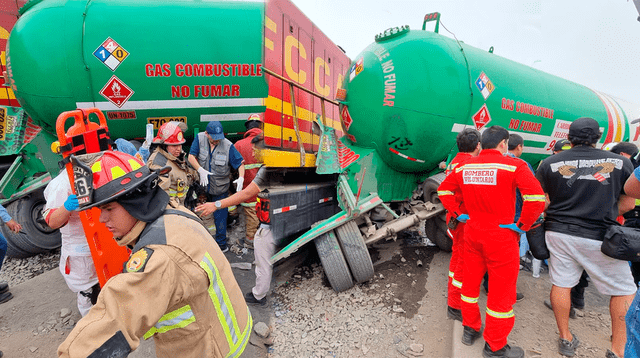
[
  {"xmin": 342, "ymin": 26, "xmax": 632, "ymax": 173},
  {"xmin": 7, "ymin": 0, "xmax": 268, "ymax": 138}
]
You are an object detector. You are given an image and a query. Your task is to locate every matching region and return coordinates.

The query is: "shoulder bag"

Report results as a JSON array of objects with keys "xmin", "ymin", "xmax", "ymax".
[
  {"xmin": 526, "ymin": 217, "xmax": 549, "ymax": 260},
  {"xmin": 602, "ymin": 225, "xmax": 640, "ymax": 262}
]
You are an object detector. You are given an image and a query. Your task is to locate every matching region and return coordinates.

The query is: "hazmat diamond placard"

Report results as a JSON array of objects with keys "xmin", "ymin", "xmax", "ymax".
[
  {"xmin": 341, "ymin": 105, "xmax": 353, "ymax": 130},
  {"xmin": 472, "ymin": 104, "xmax": 491, "ymax": 130},
  {"xmin": 94, "ymin": 37, "xmax": 129, "ymax": 71},
  {"xmin": 99, "ymin": 76, "xmax": 134, "ymax": 108},
  {"xmin": 475, "ymin": 72, "xmax": 494, "ymax": 100}
]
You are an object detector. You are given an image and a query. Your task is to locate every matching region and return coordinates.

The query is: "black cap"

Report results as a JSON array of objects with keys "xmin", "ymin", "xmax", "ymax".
[
  {"xmin": 569, "ymin": 117, "xmax": 600, "ymax": 138},
  {"xmin": 553, "ymin": 139, "xmax": 571, "ymax": 152}
]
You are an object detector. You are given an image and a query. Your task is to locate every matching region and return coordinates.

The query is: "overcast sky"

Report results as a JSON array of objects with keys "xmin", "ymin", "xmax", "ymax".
[{"xmin": 291, "ymin": 0, "xmax": 640, "ymax": 111}]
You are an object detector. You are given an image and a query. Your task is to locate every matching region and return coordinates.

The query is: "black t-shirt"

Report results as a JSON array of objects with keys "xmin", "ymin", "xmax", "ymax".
[{"xmin": 536, "ymin": 145, "xmax": 633, "ymax": 239}]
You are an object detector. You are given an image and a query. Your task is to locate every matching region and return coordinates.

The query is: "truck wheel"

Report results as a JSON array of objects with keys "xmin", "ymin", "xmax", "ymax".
[
  {"xmin": 3, "ymin": 191, "xmax": 61, "ymax": 258},
  {"xmin": 424, "ymin": 219, "xmax": 452, "ymax": 252},
  {"xmin": 314, "ymin": 230, "xmax": 354, "ymax": 292},
  {"xmin": 334, "ymin": 220, "xmax": 374, "ymax": 283},
  {"xmin": 423, "ymin": 173, "xmax": 452, "ymax": 252}
]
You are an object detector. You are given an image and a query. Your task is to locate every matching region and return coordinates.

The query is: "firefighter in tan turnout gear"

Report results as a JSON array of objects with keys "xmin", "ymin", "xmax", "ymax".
[
  {"xmin": 147, "ymin": 121, "xmax": 198, "ymax": 205},
  {"xmin": 57, "ymin": 151, "xmax": 251, "ymax": 358}
]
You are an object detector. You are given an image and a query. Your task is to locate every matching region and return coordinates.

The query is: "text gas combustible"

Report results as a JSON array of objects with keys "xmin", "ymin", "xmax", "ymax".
[
  {"xmin": 145, "ymin": 63, "xmax": 262, "ymax": 99},
  {"xmin": 501, "ymin": 98, "xmax": 554, "ymax": 119}
]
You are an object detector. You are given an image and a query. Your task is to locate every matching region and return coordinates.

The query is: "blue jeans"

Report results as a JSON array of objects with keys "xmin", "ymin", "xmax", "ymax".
[
  {"xmin": 519, "ymin": 233, "xmax": 529, "ymax": 257},
  {"xmin": 210, "ymin": 192, "xmax": 228, "ymax": 248},
  {"xmin": 0, "ymin": 230, "xmax": 7, "ymax": 272},
  {"xmin": 626, "ymin": 288, "xmax": 640, "ymax": 357}
]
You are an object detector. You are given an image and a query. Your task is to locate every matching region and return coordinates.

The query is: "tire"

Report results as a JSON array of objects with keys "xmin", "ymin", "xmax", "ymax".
[
  {"xmin": 3, "ymin": 191, "xmax": 61, "ymax": 258},
  {"xmin": 314, "ymin": 230, "xmax": 354, "ymax": 292},
  {"xmin": 424, "ymin": 218, "xmax": 452, "ymax": 252},
  {"xmin": 335, "ymin": 220, "xmax": 374, "ymax": 283},
  {"xmin": 423, "ymin": 173, "xmax": 452, "ymax": 252}
]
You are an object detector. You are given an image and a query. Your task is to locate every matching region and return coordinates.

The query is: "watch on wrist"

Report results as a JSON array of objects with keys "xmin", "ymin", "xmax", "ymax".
[{"xmin": 214, "ymin": 200, "xmax": 222, "ymax": 208}]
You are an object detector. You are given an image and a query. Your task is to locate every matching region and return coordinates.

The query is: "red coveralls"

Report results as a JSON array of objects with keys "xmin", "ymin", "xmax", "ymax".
[
  {"xmin": 442, "ymin": 152, "xmax": 474, "ymax": 311},
  {"xmin": 437, "ymin": 149, "xmax": 545, "ymax": 351}
]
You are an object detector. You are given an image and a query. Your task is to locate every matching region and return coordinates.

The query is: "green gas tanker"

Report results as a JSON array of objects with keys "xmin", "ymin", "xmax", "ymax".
[
  {"xmin": 340, "ymin": 22, "xmax": 637, "ymax": 174},
  {"xmin": 6, "ymin": 0, "xmax": 268, "ymax": 139},
  {"xmin": 0, "ymin": 0, "xmax": 350, "ymax": 258}
]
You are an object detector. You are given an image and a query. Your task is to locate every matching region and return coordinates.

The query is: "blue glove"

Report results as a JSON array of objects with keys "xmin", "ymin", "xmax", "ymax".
[
  {"xmin": 499, "ymin": 223, "xmax": 525, "ymax": 234},
  {"xmin": 457, "ymin": 214, "xmax": 469, "ymax": 223},
  {"xmin": 64, "ymin": 195, "xmax": 79, "ymax": 211}
]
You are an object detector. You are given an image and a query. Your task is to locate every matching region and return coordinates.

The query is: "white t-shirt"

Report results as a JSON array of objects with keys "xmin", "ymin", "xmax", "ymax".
[{"xmin": 43, "ymin": 172, "xmax": 91, "ymax": 257}]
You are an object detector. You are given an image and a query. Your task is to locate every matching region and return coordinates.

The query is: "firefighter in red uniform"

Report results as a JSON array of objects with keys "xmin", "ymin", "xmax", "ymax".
[
  {"xmin": 438, "ymin": 126, "xmax": 545, "ymax": 358},
  {"xmin": 444, "ymin": 128, "xmax": 481, "ymax": 322}
]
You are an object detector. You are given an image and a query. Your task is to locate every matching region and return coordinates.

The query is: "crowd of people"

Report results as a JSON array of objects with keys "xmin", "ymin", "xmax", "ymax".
[
  {"xmin": 1, "ymin": 114, "xmax": 639, "ymax": 357},
  {"xmin": 439, "ymin": 118, "xmax": 640, "ymax": 358}
]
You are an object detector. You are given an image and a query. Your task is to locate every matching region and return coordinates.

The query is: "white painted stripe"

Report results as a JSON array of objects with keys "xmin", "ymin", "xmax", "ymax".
[
  {"xmin": 201, "ymin": 113, "xmax": 256, "ymax": 122},
  {"xmin": 593, "ymin": 90, "xmax": 618, "ymax": 142},
  {"xmin": 451, "ymin": 122, "xmax": 585, "ymax": 156},
  {"xmin": 599, "ymin": 91, "xmax": 626, "ymax": 141},
  {"xmin": 273, "ymin": 205, "xmax": 297, "ymax": 214},
  {"xmin": 76, "ymin": 97, "xmax": 264, "ymax": 111},
  {"xmin": 523, "ymin": 147, "xmax": 552, "ymax": 155}
]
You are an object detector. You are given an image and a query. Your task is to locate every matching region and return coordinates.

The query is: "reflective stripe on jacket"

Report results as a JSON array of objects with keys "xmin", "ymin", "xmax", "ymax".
[
  {"xmin": 148, "ymin": 149, "xmax": 196, "ymax": 206},
  {"xmin": 58, "ymin": 203, "xmax": 251, "ymax": 358}
]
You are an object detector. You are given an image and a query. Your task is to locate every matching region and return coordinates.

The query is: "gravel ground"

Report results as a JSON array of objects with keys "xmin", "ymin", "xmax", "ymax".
[
  {"xmin": 269, "ymin": 239, "xmax": 438, "ymax": 358},
  {"xmin": 0, "ymin": 249, "xmax": 61, "ymax": 287},
  {"xmin": 0, "ymin": 207, "xmax": 245, "ymax": 288}
]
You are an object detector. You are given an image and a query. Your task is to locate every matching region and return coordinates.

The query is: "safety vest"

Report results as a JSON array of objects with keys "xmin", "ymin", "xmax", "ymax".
[
  {"xmin": 196, "ymin": 133, "xmax": 232, "ymax": 196},
  {"xmin": 140, "ymin": 207, "xmax": 252, "ymax": 357}
]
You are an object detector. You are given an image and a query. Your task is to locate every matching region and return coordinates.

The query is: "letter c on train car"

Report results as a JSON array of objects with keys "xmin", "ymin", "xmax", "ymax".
[
  {"xmin": 314, "ymin": 57, "xmax": 331, "ymax": 97},
  {"xmin": 285, "ymin": 35, "xmax": 307, "ymax": 84}
]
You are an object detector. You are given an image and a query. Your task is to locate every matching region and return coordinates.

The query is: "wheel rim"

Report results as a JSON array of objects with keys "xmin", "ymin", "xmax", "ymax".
[{"xmin": 31, "ymin": 199, "xmax": 56, "ymax": 234}]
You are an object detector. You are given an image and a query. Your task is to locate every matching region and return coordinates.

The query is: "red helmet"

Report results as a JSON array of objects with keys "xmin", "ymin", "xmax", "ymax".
[
  {"xmin": 152, "ymin": 121, "xmax": 187, "ymax": 145},
  {"xmin": 245, "ymin": 113, "xmax": 263, "ymax": 130},
  {"xmin": 71, "ymin": 151, "xmax": 166, "ymax": 209}
]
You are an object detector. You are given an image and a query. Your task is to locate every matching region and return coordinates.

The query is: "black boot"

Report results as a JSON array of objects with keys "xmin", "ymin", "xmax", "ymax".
[
  {"xmin": 482, "ymin": 343, "xmax": 524, "ymax": 358},
  {"xmin": 447, "ymin": 306, "xmax": 462, "ymax": 321},
  {"xmin": 244, "ymin": 292, "xmax": 267, "ymax": 306},
  {"xmin": 0, "ymin": 282, "xmax": 8, "ymax": 294},
  {"xmin": 462, "ymin": 326, "xmax": 482, "ymax": 346}
]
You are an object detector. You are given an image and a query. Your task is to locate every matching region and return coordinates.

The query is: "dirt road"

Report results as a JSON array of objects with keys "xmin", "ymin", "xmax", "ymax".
[{"xmin": 0, "ymin": 239, "xmax": 621, "ymax": 357}]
